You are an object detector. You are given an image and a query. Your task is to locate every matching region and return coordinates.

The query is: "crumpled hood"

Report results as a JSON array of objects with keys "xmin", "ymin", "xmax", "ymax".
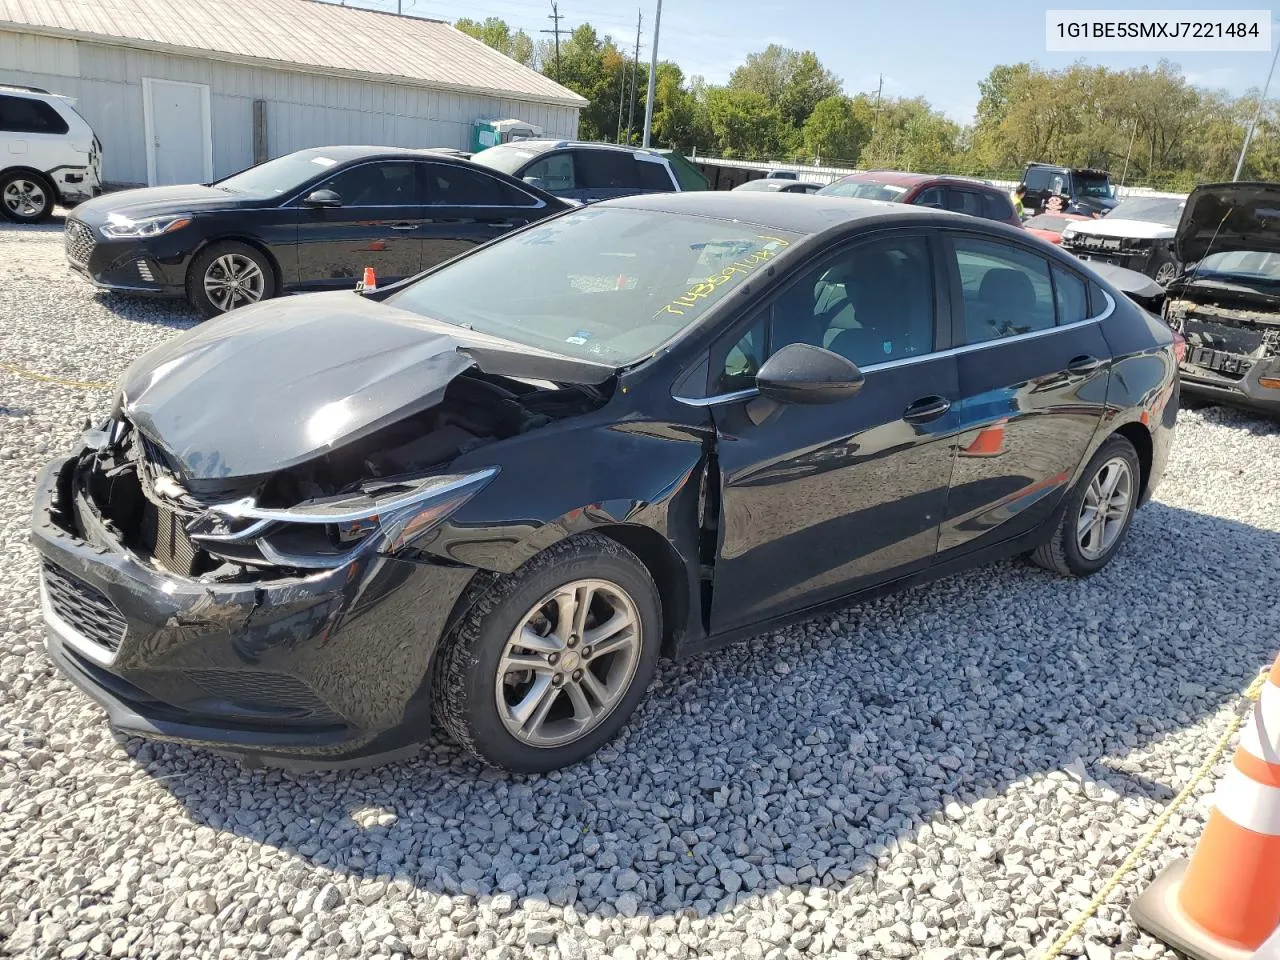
[
  {"xmin": 1175, "ymin": 182, "xmax": 1280, "ymax": 264},
  {"xmin": 1064, "ymin": 217, "xmax": 1175, "ymax": 241},
  {"xmin": 117, "ymin": 291, "xmax": 614, "ymax": 484}
]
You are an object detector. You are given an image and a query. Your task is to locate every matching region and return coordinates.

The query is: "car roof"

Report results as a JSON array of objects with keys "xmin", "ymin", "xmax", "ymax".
[
  {"xmin": 834, "ymin": 171, "xmax": 1005, "ymax": 193},
  {"xmin": 596, "ymin": 190, "xmax": 980, "ymax": 235},
  {"xmin": 284, "ymin": 145, "xmax": 472, "ymax": 164},
  {"xmin": 479, "ymin": 139, "xmax": 667, "ymax": 158},
  {"xmin": 0, "ymin": 84, "xmax": 72, "ymax": 103}
]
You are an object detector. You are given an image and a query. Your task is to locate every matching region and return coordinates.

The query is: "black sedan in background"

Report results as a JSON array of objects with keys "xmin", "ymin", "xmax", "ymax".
[
  {"xmin": 32, "ymin": 193, "xmax": 1177, "ymax": 774},
  {"xmin": 64, "ymin": 146, "xmax": 569, "ymax": 317}
]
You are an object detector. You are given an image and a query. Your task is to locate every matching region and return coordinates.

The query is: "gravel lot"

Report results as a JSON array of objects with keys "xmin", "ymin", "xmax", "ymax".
[{"xmin": 3, "ymin": 216, "xmax": 1280, "ymax": 960}]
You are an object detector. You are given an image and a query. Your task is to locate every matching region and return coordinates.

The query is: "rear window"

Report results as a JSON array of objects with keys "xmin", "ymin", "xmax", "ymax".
[{"xmin": 0, "ymin": 95, "xmax": 69, "ymax": 135}]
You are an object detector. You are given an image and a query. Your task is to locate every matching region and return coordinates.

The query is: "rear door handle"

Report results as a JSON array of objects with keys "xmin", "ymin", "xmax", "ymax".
[
  {"xmin": 903, "ymin": 395, "xmax": 952, "ymax": 424},
  {"xmin": 1066, "ymin": 355, "xmax": 1102, "ymax": 375},
  {"xmin": 390, "ymin": 222, "xmax": 419, "ymax": 231}
]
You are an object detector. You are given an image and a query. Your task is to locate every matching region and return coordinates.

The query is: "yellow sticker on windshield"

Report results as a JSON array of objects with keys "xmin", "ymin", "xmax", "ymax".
[{"xmin": 657, "ymin": 235, "xmax": 791, "ymax": 318}]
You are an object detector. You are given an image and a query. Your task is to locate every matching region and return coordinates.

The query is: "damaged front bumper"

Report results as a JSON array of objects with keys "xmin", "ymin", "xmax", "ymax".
[
  {"xmin": 29, "ymin": 449, "xmax": 477, "ymax": 765},
  {"xmin": 1169, "ymin": 300, "xmax": 1280, "ymax": 415}
]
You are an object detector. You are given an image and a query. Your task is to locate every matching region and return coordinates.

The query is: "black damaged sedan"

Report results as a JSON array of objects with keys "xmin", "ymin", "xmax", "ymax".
[{"xmin": 32, "ymin": 193, "xmax": 1179, "ymax": 772}]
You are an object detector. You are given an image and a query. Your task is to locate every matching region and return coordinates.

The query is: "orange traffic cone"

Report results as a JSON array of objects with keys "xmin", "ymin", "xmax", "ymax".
[
  {"xmin": 1131, "ymin": 655, "xmax": 1280, "ymax": 959},
  {"xmin": 359, "ymin": 266, "xmax": 377, "ymax": 294},
  {"xmin": 960, "ymin": 419, "xmax": 1007, "ymax": 457}
]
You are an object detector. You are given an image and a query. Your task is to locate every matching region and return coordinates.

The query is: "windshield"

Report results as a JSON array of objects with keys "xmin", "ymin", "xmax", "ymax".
[
  {"xmin": 1108, "ymin": 197, "xmax": 1185, "ymax": 226},
  {"xmin": 470, "ymin": 144, "xmax": 543, "ymax": 176},
  {"xmin": 816, "ymin": 179, "xmax": 909, "ymax": 202},
  {"xmin": 1196, "ymin": 250, "xmax": 1280, "ymax": 284},
  {"xmin": 1075, "ymin": 173, "xmax": 1113, "ymax": 198},
  {"xmin": 386, "ymin": 208, "xmax": 799, "ymax": 365},
  {"xmin": 216, "ymin": 150, "xmax": 346, "ymax": 196}
]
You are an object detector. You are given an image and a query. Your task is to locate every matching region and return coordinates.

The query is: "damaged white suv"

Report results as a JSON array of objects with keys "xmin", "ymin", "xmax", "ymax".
[{"xmin": 1, "ymin": 85, "xmax": 101, "ymax": 224}]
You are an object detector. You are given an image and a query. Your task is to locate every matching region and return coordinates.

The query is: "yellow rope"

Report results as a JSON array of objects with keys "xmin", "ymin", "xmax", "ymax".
[
  {"xmin": 1037, "ymin": 668, "xmax": 1271, "ymax": 960},
  {"xmin": 0, "ymin": 362, "xmax": 113, "ymax": 391}
]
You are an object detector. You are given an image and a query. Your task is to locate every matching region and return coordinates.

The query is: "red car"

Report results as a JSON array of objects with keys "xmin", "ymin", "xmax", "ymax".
[
  {"xmin": 1023, "ymin": 212, "xmax": 1093, "ymax": 245},
  {"xmin": 816, "ymin": 172, "xmax": 1023, "ymax": 227}
]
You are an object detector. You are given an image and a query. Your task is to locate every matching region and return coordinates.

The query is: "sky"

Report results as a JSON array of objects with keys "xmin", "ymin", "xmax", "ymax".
[{"xmin": 352, "ymin": 0, "xmax": 1278, "ymax": 124}]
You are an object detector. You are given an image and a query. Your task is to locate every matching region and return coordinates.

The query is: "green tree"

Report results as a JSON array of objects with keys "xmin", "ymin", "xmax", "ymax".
[
  {"xmin": 802, "ymin": 95, "xmax": 873, "ymax": 163},
  {"xmin": 454, "ymin": 16, "xmax": 536, "ymax": 68},
  {"xmin": 728, "ymin": 45, "xmax": 841, "ymax": 128},
  {"xmin": 706, "ymin": 88, "xmax": 792, "ymax": 159}
]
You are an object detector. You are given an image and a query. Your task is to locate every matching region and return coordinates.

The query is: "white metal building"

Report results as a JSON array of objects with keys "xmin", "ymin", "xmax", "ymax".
[{"xmin": 0, "ymin": 0, "xmax": 586, "ymax": 188}]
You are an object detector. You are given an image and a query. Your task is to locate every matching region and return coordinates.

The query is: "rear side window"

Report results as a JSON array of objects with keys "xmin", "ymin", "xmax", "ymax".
[
  {"xmin": 1052, "ymin": 264, "xmax": 1088, "ymax": 324},
  {"xmin": 636, "ymin": 158, "xmax": 675, "ymax": 191},
  {"xmin": 0, "ymin": 95, "xmax": 69, "ymax": 134},
  {"xmin": 951, "ymin": 236, "xmax": 1057, "ymax": 344},
  {"xmin": 575, "ymin": 150, "xmax": 639, "ymax": 189},
  {"xmin": 981, "ymin": 192, "xmax": 1015, "ymax": 222},
  {"xmin": 425, "ymin": 164, "xmax": 537, "ymax": 206},
  {"xmin": 945, "ymin": 189, "xmax": 983, "ymax": 217}
]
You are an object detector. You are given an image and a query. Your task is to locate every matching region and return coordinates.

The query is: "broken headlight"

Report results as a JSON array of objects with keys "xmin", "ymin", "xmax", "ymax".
[{"xmin": 186, "ymin": 468, "xmax": 498, "ymax": 570}]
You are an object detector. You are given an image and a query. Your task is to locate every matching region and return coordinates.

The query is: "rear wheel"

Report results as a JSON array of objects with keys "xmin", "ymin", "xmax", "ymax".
[
  {"xmin": 433, "ymin": 534, "xmax": 661, "ymax": 772},
  {"xmin": 187, "ymin": 241, "xmax": 275, "ymax": 318},
  {"xmin": 1151, "ymin": 252, "xmax": 1180, "ymax": 286},
  {"xmin": 1031, "ymin": 434, "xmax": 1141, "ymax": 577},
  {"xmin": 0, "ymin": 170, "xmax": 55, "ymax": 223}
]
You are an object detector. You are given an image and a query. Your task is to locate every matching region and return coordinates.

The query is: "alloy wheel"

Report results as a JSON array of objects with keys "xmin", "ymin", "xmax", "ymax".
[
  {"xmin": 204, "ymin": 253, "xmax": 266, "ymax": 312},
  {"xmin": 1076, "ymin": 456, "xmax": 1133, "ymax": 560},
  {"xmin": 2, "ymin": 179, "xmax": 47, "ymax": 219},
  {"xmin": 495, "ymin": 578, "xmax": 643, "ymax": 748},
  {"xmin": 1154, "ymin": 261, "xmax": 1178, "ymax": 285}
]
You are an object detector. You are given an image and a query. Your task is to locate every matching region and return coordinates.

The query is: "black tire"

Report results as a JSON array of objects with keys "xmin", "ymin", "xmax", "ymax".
[
  {"xmin": 0, "ymin": 169, "xmax": 56, "ymax": 223},
  {"xmin": 433, "ymin": 533, "xmax": 662, "ymax": 773},
  {"xmin": 1031, "ymin": 434, "xmax": 1142, "ymax": 577},
  {"xmin": 186, "ymin": 240, "xmax": 276, "ymax": 319}
]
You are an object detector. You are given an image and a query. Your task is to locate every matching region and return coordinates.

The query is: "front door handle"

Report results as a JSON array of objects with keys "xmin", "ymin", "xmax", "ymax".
[
  {"xmin": 1066, "ymin": 355, "xmax": 1102, "ymax": 375},
  {"xmin": 390, "ymin": 222, "xmax": 419, "ymax": 231},
  {"xmin": 903, "ymin": 395, "xmax": 952, "ymax": 424}
]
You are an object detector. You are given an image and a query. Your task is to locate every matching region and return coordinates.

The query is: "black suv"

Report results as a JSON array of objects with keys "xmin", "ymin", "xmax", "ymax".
[
  {"xmin": 1019, "ymin": 163, "xmax": 1118, "ymax": 217},
  {"xmin": 470, "ymin": 140, "xmax": 698, "ymax": 203}
]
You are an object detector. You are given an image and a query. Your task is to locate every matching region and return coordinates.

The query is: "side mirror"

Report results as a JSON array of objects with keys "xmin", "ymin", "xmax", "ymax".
[
  {"xmin": 303, "ymin": 189, "xmax": 342, "ymax": 208},
  {"xmin": 756, "ymin": 343, "xmax": 865, "ymax": 405}
]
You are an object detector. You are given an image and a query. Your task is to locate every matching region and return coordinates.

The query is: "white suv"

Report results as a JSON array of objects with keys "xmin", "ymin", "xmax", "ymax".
[{"xmin": 0, "ymin": 86, "xmax": 102, "ymax": 224}]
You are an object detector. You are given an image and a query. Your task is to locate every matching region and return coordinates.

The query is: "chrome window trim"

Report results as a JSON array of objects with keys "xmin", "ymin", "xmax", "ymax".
[{"xmin": 674, "ymin": 291, "xmax": 1115, "ymax": 408}]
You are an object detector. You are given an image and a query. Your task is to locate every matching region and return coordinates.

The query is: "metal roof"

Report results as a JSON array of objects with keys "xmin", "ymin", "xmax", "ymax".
[{"xmin": 0, "ymin": 0, "xmax": 588, "ymax": 108}]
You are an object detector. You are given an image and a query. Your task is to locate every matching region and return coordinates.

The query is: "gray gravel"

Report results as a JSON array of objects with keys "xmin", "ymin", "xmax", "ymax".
[{"xmin": 3, "ymin": 216, "xmax": 1280, "ymax": 960}]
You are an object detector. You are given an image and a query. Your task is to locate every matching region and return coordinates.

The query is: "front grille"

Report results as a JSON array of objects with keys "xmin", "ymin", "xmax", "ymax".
[
  {"xmin": 42, "ymin": 561, "xmax": 126, "ymax": 653},
  {"xmin": 185, "ymin": 670, "xmax": 342, "ymax": 723},
  {"xmin": 139, "ymin": 500, "xmax": 202, "ymax": 576},
  {"xmin": 65, "ymin": 219, "xmax": 96, "ymax": 267}
]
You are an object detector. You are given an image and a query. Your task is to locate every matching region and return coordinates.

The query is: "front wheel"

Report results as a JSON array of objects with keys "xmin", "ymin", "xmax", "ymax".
[
  {"xmin": 1030, "ymin": 435, "xmax": 1141, "ymax": 577},
  {"xmin": 0, "ymin": 171, "xmax": 55, "ymax": 223},
  {"xmin": 433, "ymin": 534, "xmax": 661, "ymax": 773},
  {"xmin": 187, "ymin": 241, "xmax": 276, "ymax": 318},
  {"xmin": 1151, "ymin": 253, "xmax": 1180, "ymax": 286}
]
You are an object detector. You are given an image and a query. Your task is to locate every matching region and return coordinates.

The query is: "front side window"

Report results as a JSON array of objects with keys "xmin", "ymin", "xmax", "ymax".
[
  {"xmin": 387, "ymin": 207, "xmax": 798, "ymax": 365},
  {"xmin": 321, "ymin": 162, "xmax": 418, "ymax": 206},
  {"xmin": 0, "ymin": 95, "xmax": 69, "ymax": 135},
  {"xmin": 914, "ymin": 186, "xmax": 945, "ymax": 209},
  {"xmin": 522, "ymin": 153, "xmax": 576, "ymax": 192},
  {"xmin": 714, "ymin": 235, "xmax": 935, "ymax": 389},
  {"xmin": 952, "ymin": 236, "xmax": 1057, "ymax": 344}
]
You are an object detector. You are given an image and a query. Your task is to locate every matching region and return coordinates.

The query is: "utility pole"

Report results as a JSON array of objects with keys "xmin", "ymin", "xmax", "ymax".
[
  {"xmin": 1236, "ymin": 33, "xmax": 1280, "ymax": 180},
  {"xmin": 624, "ymin": 12, "xmax": 642, "ymax": 143},
  {"xmin": 871, "ymin": 74, "xmax": 883, "ymax": 146},
  {"xmin": 640, "ymin": 0, "xmax": 661, "ymax": 147},
  {"xmin": 618, "ymin": 11, "xmax": 641, "ymax": 143},
  {"xmin": 540, "ymin": 2, "xmax": 564, "ymax": 84}
]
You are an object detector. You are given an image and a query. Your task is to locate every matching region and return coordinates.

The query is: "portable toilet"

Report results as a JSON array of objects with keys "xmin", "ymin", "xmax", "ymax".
[{"xmin": 472, "ymin": 119, "xmax": 544, "ymax": 153}]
